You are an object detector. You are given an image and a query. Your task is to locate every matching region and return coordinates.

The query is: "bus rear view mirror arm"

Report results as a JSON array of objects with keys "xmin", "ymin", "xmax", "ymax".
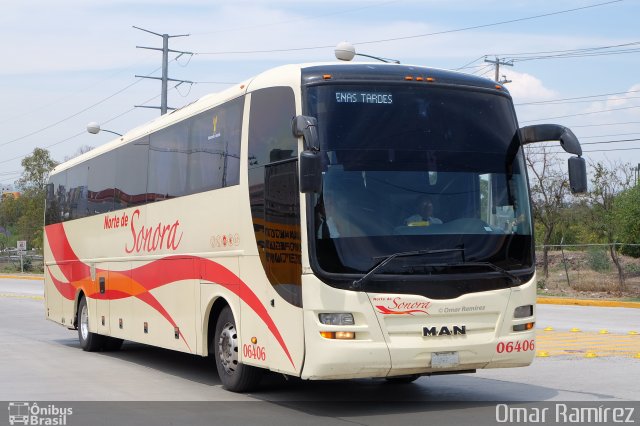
[
  {"xmin": 519, "ymin": 124, "xmax": 581, "ymax": 156},
  {"xmin": 519, "ymin": 124, "xmax": 587, "ymax": 194}
]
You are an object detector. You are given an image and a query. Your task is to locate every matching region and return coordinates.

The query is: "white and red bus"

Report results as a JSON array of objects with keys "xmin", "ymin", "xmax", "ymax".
[{"xmin": 44, "ymin": 62, "xmax": 586, "ymax": 392}]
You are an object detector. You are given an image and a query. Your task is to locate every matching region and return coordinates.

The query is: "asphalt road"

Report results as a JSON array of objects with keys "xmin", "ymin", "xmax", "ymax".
[{"xmin": 1, "ymin": 278, "xmax": 638, "ymax": 426}]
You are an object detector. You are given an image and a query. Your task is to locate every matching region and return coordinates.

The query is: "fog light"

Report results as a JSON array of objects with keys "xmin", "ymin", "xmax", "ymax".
[
  {"xmin": 319, "ymin": 331, "xmax": 356, "ymax": 340},
  {"xmin": 513, "ymin": 322, "xmax": 535, "ymax": 332},
  {"xmin": 335, "ymin": 331, "xmax": 355, "ymax": 340},
  {"xmin": 514, "ymin": 305, "xmax": 533, "ymax": 318},
  {"xmin": 319, "ymin": 313, "xmax": 354, "ymax": 326}
]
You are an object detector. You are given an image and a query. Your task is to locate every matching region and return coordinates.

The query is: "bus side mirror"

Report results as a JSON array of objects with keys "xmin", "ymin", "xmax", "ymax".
[
  {"xmin": 299, "ymin": 151, "xmax": 322, "ymax": 193},
  {"xmin": 293, "ymin": 115, "xmax": 322, "ymax": 193},
  {"xmin": 568, "ymin": 156, "xmax": 587, "ymax": 194},
  {"xmin": 292, "ymin": 115, "xmax": 319, "ymax": 151}
]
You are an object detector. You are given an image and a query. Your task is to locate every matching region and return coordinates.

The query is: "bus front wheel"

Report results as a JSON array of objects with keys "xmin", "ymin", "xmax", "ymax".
[
  {"xmin": 77, "ymin": 296, "xmax": 104, "ymax": 352},
  {"xmin": 212, "ymin": 306, "xmax": 262, "ymax": 392}
]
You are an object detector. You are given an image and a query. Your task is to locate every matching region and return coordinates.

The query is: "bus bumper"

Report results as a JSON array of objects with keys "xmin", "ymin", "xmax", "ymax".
[{"xmin": 300, "ymin": 275, "xmax": 537, "ymax": 380}]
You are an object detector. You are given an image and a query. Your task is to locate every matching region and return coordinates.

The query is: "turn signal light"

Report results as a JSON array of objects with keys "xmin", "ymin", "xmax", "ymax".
[{"xmin": 513, "ymin": 322, "xmax": 535, "ymax": 332}]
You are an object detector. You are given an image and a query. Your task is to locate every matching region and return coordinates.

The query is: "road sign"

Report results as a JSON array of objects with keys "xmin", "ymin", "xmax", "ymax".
[{"xmin": 17, "ymin": 240, "xmax": 27, "ymax": 251}]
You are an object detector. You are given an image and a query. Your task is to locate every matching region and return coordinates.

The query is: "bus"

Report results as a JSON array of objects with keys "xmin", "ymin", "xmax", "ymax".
[{"xmin": 44, "ymin": 62, "xmax": 586, "ymax": 392}]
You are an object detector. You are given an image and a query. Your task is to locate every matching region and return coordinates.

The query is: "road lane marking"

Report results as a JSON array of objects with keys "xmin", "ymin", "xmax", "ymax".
[
  {"xmin": 536, "ymin": 329, "xmax": 640, "ymax": 358},
  {"xmin": 0, "ymin": 293, "xmax": 44, "ymax": 300}
]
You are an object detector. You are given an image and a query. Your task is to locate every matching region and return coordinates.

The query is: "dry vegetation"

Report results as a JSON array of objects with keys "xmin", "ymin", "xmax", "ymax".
[{"xmin": 536, "ymin": 250, "xmax": 640, "ymax": 300}]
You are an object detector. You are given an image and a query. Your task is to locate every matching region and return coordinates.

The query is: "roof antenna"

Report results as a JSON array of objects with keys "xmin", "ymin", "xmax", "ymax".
[{"xmin": 334, "ymin": 41, "xmax": 400, "ymax": 64}]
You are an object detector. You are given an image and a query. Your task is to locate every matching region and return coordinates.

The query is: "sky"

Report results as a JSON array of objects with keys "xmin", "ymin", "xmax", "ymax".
[{"xmin": 1, "ymin": 0, "xmax": 639, "ymax": 190}]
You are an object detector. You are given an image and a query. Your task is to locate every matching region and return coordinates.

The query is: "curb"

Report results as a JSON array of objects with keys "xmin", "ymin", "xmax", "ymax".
[
  {"xmin": 0, "ymin": 275, "xmax": 44, "ymax": 281},
  {"xmin": 537, "ymin": 297, "xmax": 640, "ymax": 309}
]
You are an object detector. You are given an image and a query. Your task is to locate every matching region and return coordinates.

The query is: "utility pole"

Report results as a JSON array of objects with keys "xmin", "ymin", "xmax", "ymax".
[
  {"xmin": 484, "ymin": 57, "xmax": 513, "ymax": 83},
  {"xmin": 133, "ymin": 26, "xmax": 193, "ymax": 115}
]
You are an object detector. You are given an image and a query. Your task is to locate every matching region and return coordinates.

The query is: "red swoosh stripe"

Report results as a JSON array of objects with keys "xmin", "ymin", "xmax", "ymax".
[{"xmin": 45, "ymin": 223, "xmax": 295, "ymax": 368}]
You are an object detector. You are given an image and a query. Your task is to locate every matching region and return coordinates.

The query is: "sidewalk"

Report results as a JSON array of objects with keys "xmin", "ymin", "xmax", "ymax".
[
  {"xmin": 0, "ymin": 274, "xmax": 44, "ymax": 281},
  {"xmin": 537, "ymin": 296, "xmax": 640, "ymax": 309}
]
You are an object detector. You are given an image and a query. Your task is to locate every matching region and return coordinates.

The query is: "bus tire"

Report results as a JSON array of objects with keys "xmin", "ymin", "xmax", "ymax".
[
  {"xmin": 77, "ymin": 296, "xmax": 104, "ymax": 352},
  {"xmin": 212, "ymin": 306, "xmax": 263, "ymax": 392},
  {"xmin": 385, "ymin": 374, "xmax": 421, "ymax": 384}
]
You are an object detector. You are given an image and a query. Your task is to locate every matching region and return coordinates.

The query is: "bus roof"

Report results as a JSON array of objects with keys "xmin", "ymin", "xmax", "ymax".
[{"xmin": 50, "ymin": 61, "xmax": 506, "ymax": 175}]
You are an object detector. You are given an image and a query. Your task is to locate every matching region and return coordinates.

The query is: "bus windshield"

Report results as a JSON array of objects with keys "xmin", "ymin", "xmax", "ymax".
[{"xmin": 305, "ymin": 84, "xmax": 533, "ymax": 287}]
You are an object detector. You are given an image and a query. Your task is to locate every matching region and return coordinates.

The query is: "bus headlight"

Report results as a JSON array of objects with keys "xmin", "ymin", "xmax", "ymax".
[
  {"xmin": 319, "ymin": 313, "xmax": 354, "ymax": 326},
  {"xmin": 514, "ymin": 305, "xmax": 533, "ymax": 318}
]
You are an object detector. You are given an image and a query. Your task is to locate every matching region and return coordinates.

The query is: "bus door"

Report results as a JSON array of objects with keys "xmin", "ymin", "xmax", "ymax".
[{"xmin": 261, "ymin": 159, "xmax": 305, "ymax": 375}]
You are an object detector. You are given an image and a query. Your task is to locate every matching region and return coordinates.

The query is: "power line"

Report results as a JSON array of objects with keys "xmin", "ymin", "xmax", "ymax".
[
  {"xmin": 579, "ymin": 132, "xmax": 640, "ymax": 139},
  {"xmin": 0, "ymin": 90, "xmax": 165, "ymax": 167},
  {"xmin": 192, "ymin": 0, "xmax": 403, "ymax": 36},
  {"xmin": 520, "ymin": 104, "xmax": 640, "ymax": 123},
  {"xmin": 0, "ymin": 79, "xmax": 143, "ymax": 149},
  {"xmin": 516, "ymin": 90, "xmax": 640, "ymax": 106},
  {"xmin": 490, "ymin": 40, "xmax": 640, "ymax": 58},
  {"xmin": 456, "ymin": 41, "xmax": 640, "ymax": 72},
  {"xmin": 570, "ymin": 120, "xmax": 640, "ymax": 128},
  {"xmin": 509, "ymin": 48, "xmax": 640, "ymax": 63},
  {"xmin": 196, "ymin": 0, "xmax": 623, "ymax": 55},
  {"xmin": 581, "ymin": 137, "xmax": 640, "ymax": 145},
  {"xmin": 0, "ymin": 66, "xmax": 165, "ymax": 149},
  {"xmin": 0, "ymin": 66, "xmax": 139, "ymax": 126}
]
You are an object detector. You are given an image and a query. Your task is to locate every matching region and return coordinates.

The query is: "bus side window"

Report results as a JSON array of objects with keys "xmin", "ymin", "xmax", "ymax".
[{"xmin": 248, "ymin": 87, "xmax": 302, "ymax": 307}]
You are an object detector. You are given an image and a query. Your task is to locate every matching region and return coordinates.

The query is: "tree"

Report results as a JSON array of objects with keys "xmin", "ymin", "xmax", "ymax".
[
  {"xmin": 18, "ymin": 147, "xmax": 58, "ymax": 194},
  {"xmin": 15, "ymin": 148, "xmax": 58, "ymax": 248},
  {"xmin": 613, "ymin": 183, "xmax": 640, "ymax": 258},
  {"xmin": 588, "ymin": 160, "xmax": 632, "ymax": 292},
  {"xmin": 525, "ymin": 146, "xmax": 571, "ymax": 280}
]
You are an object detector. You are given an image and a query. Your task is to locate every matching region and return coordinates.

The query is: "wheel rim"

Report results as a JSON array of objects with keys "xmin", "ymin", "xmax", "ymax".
[
  {"xmin": 80, "ymin": 303, "xmax": 89, "ymax": 341},
  {"xmin": 218, "ymin": 321, "xmax": 238, "ymax": 375}
]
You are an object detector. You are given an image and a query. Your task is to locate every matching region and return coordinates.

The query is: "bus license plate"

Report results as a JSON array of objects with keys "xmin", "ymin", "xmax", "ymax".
[{"xmin": 431, "ymin": 352, "xmax": 459, "ymax": 368}]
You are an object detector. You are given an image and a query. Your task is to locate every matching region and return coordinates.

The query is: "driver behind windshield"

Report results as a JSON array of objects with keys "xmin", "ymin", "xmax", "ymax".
[{"xmin": 405, "ymin": 195, "xmax": 442, "ymax": 226}]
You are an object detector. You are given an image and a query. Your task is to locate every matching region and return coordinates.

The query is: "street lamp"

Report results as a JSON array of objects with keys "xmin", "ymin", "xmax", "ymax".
[
  {"xmin": 86, "ymin": 122, "xmax": 123, "ymax": 137},
  {"xmin": 334, "ymin": 41, "xmax": 400, "ymax": 64}
]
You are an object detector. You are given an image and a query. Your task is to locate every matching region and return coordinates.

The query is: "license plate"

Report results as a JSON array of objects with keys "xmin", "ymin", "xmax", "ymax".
[{"xmin": 431, "ymin": 351, "xmax": 459, "ymax": 368}]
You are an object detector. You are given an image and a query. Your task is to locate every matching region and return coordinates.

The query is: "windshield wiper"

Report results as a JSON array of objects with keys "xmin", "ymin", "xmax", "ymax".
[
  {"xmin": 351, "ymin": 248, "xmax": 465, "ymax": 290},
  {"xmin": 437, "ymin": 261, "xmax": 522, "ymax": 286}
]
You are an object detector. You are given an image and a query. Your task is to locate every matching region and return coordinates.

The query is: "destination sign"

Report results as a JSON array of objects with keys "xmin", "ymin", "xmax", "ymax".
[{"xmin": 335, "ymin": 92, "xmax": 393, "ymax": 104}]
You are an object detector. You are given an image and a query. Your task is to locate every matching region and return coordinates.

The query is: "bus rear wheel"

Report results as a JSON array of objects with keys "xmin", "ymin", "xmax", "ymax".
[
  {"xmin": 77, "ymin": 296, "xmax": 104, "ymax": 352},
  {"xmin": 212, "ymin": 306, "xmax": 262, "ymax": 392}
]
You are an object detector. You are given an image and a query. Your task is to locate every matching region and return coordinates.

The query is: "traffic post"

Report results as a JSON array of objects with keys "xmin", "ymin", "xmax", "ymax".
[{"xmin": 17, "ymin": 240, "xmax": 27, "ymax": 273}]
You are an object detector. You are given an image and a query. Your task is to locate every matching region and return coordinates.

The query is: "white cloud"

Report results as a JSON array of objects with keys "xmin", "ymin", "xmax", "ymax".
[{"xmin": 501, "ymin": 70, "xmax": 556, "ymax": 103}]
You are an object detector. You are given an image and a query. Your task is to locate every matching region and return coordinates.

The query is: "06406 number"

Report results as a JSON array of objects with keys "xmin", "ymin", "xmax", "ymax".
[
  {"xmin": 242, "ymin": 344, "xmax": 266, "ymax": 361},
  {"xmin": 496, "ymin": 339, "xmax": 535, "ymax": 353}
]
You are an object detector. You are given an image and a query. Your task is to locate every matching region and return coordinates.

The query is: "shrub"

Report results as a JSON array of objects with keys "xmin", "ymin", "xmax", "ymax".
[{"xmin": 586, "ymin": 247, "xmax": 610, "ymax": 272}]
